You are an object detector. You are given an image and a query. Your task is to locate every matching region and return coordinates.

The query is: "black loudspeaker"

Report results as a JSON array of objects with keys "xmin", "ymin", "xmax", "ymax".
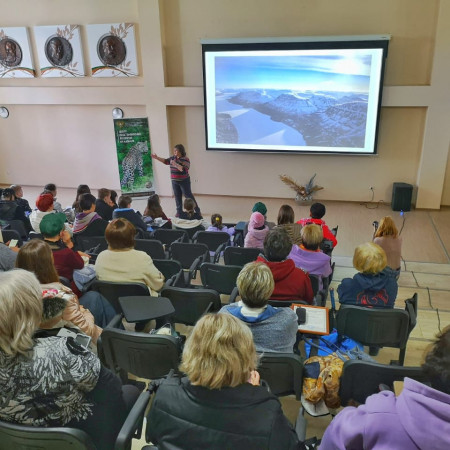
[{"xmin": 391, "ymin": 182, "xmax": 413, "ymax": 212}]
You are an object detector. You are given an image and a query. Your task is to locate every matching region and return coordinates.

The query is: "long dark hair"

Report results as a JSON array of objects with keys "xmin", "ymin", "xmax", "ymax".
[
  {"xmin": 277, "ymin": 204, "xmax": 295, "ymax": 225},
  {"xmin": 72, "ymin": 184, "xmax": 91, "ymax": 211},
  {"xmin": 184, "ymin": 198, "xmax": 196, "ymax": 219},
  {"xmin": 144, "ymin": 194, "xmax": 164, "ymax": 218}
]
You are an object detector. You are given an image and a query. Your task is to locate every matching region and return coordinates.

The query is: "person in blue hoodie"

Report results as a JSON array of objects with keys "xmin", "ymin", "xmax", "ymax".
[
  {"xmin": 220, "ymin": 261, "xmax": 298, "ymax": 353},
  {"xmin": 112, "ymin": 195, "xmax": 148, "ymax": 235},
  {"xmin": 338, "ymin": 242, "xmax": 398, "ymax": 308}
]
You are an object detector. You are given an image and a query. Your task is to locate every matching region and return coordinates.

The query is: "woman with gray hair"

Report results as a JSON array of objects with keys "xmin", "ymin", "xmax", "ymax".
[
  {"xmin": 220, "ymin": 261, "xmax": 298, "ymax": 353},
  {"xmin": 0, "ymin": 269, "xmax": 139, "ymax": 450}
]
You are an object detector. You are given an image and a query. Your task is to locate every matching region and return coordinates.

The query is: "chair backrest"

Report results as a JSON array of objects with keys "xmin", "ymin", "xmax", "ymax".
[
  {"xmin": 135, "ymin": 239, "xmax": 166, "ymax": 259},
  {"xmin": 174, "ymin": 224, "xmax": 204, "ymax": 240},
  {"xmin": 193, "ymin": 231, "xmax": 231, "ymax": 252},
  {"xmin": 257, "ymin": 353, "xmax": 304, "ymax": 400},
  {"xmin": 308, "ymin": 274, "xmax": 320, "ymax": 296},
  {"xmin": 152, "ymin": 228, "xmax": 189, "ymax": 245},
  {"xmin": 1, "ymin": 229, "xmax": 22, "ymax": 247},
  {"xmin": 339, "ymin": 359, "xmax": 429, "ymax": 406},
  {"xmin": 336, "ymin": 302, "xmax": 415, "ymax": 365},
  {"xmin": 161, "ymin": 286, "xmax": 221, "ymax": 326},
  {"xmin": 76, "ymin": 235, "xmax": 108, "ymax": 253},
  {"xmin": 29, "ymin": 231, "xmax": 44, "ymax": 240},
  {"xmin": 223, "ymin": 246, "xmax": 261, "ymax": 266},
  {"xmin": 199, "ymin": 263, "xmax": 242, "ymax": 295},
  {"xmin": 153, "ymin": 259, "xmax": 183, "ymax": 283},
  {"xmin": 5, "ymin": 220, "xmax": 28, "ymax": 240},
  {"xmin": 99, "ymin": 327, "xmax": 180, "ymax": 380},
  {"xmin": 169, "ymin": 242, "xmax": 209, "ymax": 269},
  {"xmin": 267, "ymin": 300, "xmax": 307, "ymax": 308},
  {"xmin": 90, "ymin": 280, "xmax": 149, "ymax": 313},
  {"xmin": 0, "ymin": 420, "xmax": 96, "ymax": 450}
]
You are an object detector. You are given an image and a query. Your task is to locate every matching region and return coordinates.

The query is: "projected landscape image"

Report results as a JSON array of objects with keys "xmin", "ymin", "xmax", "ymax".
[{"xmin": 212, "ymin": 52, "xmax": 374, "ymax": 149}]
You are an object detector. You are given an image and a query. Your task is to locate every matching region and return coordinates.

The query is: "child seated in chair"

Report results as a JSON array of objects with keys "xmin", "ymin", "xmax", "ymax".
[
  {"xmin": 297, "ymin": 202, "xmax": 337, "ymax": 248},
  {"xmin": 206, "ymin": 214, "xmax": 235, "ymax": 238},
  {"xmin": 337, "ymin": 242, "xmax": 398, "ymax": 308}
]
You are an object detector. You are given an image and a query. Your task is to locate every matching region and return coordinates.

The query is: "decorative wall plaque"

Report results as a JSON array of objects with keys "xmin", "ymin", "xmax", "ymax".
[
  {"xmin": 0, "ymin": 27, "xmax": 35, "ymax": 78},
  {"xmin": 87, "ymin": 23, "xmax": 138, "ymax": 77},
  {"xmin": 34, "ymin": 25, "xmax": 85, "ymax": 77}
]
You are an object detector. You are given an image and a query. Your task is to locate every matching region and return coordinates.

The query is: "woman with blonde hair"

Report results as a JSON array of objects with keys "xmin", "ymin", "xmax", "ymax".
[
  {"xmin": 15, "ymin": 239, "xmax": 113, "ymax": 343},
  {"xmin": 0, "ymin": 269, "xmax": 139, "ymax": 450},
  {"xmin": 373, "ymin": 216, "xmax": 402, "ymax": 276},
  {"xmin": 289, "ymin": 224, "xmax": 332, "ymax": 289},
  {"xmin": 337, "ymin": 242, "xmax": 398, "ymax": 308},
  {"xmin": 146, "ymin": 313, "xmax": 302, "ymax": 449}
]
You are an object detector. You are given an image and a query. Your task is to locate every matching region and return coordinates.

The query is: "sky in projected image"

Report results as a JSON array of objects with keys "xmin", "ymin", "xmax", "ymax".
[
  {"xmin": 215, "ymin": 52, "xmax": 372, "ymax": 92},
  {"xmin": 205, "ymin": 48, "xmax": 384, "ymax": 153}
]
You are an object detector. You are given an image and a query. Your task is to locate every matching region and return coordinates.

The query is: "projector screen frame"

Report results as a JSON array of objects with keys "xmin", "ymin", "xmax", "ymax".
[{"xmin": 202, "ymin": 35, "xmax": 390, "ymax": 156}]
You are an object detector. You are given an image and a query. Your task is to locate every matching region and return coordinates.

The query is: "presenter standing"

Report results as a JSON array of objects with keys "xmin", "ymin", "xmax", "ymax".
[{"xmin": 151, "ymin": 144, "xmax": 202, "ymax": 217}]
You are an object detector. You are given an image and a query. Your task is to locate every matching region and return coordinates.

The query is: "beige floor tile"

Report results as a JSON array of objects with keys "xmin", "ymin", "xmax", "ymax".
[
  {"xmin": 413, "ymin": 273, "xmax": 450, "ymax": 290},
  {"xmin": 405, "ymin": 261, "xmax": 450, "ymax": 275},
  {"xmin": 332, "ymin": 267, "xmax": 357, "ymax": 281},
  {"xmin": 430, "ymin": 290, "xmax": 450, "ymax": 311},
  {"xmin": 397, "ymin": 271, "xmax": 419, "ymax": 288}
]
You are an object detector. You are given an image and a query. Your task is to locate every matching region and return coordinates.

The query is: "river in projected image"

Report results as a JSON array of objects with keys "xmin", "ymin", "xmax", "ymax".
[{"xmin": 215, "ymin": 89, "xmax": 368, "ymax": 148}]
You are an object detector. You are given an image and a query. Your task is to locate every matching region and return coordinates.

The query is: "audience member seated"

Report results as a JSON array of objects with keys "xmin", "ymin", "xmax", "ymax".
[
  {"xmin": 15, "ymin": 240, "xmax": 115, "ymax": 342},
  {"xmin": 338, "ymin": 242, "xmax": 398, "ymax": 308},
  {"xmin": 289, "ymin": 224, "xmax": 332, "ymax": 290},
  {"xmin": 72, "ymin": 184, "xmax": 91, "ymax": 213},
  {"xmin": 178, "ymin": 197, "xmax": 202, "ymax": 220},
  {"xmin": 0, "ymin": 269, "xmax": 139, "ymax": 450},
  {"xmin": 143, "ymin": 193, "xmax": 171, "ymax": 224},
  {"xmin": 297, "ymin": 202, "xmax": 337, "ymax": 248},
  {"xmin": 207, "ymin": 213, "xmax": 235, "ymax": 237},
  {"xmin": 171, "ymin": 198, "xmax": 206, "ymax": 234},
  {"xmin": 95, "ymin": 188, "xmax": 115, "ymax": 221},
  {"xmin": 256, "ymin": 229, "xmax": 314, "ymax": 304},
  {"xmin": 112, "ymin": 195, "xmax": 148, "ymax": 235},
  {"xmin": 146, "ymin": 313, "xmax": 302, "ymax": 449},
  {"xmin": 243, "ymin": 201, "xmax": 275, "ymax": 237},
  {"xmin": 0, "ymin": 188, "xmax": 32, "ymax": 233},
  {"xmin": 244, "ymin": 212, "xmax": 269, "ymax": 249},
  {"xmin": 275, "ymin": 204, "xmax": 302, "ymax": 245},
  {"xmin": 10, "ymin": 184, "xmax": 31, "ymax": 213},
  {"xmin": 220, "ymin": 262, "xmax": 298, "ymax": 353},
  {"xmin": 373, "ymin": 216, "xmax": 403, "ymax": 278},
  {"xmin": 30, "ymin": 193, "xmax": 55, "ymax": 232},
  {"xmin": 73, "ymin": 193, "xmax": 108, "ymax": 238},
  {"xmin": 320, "ymin": 326, "xmax": 450, "ymax": 450},
  {"xmin": 44, "ymin": 183, "xmax": 64, "ymax": 214},
  {"xmin": 40, "ymin": 213, "xmax": 88, "ymax": 296},
  {"xmin": 110, "ymin": 189, "xmax": 119, "ymax": 209},
  {"xmin": 95, "ymin": 218, "xmax": 164, "ymax": 295},
  {"xmin": 0, "ymin": 241, "xmax": 18, "ymax": 271}
]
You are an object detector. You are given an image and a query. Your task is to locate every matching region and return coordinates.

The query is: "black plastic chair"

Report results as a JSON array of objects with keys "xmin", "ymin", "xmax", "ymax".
[
  {"xmin": 5, "ymin": 219, "xmax": 28, "ymax": 240},
  {"xmin": 153, "ymin": 259, "xmax": 184, "ymax": 286},
  {"xmin": 89, "ymin": 280, "xmax": 150, "ymax": 314},
  {"xmin": 169, "ymin": 242, "xmax": 209, "ymax": 286},
  {"xmin": 75, "ymin": 235, "xmax": 108, "ymax": 254},
  {"xmin": 0, "ymin": 420, "xmax": 97, "ymax": 450},
  {"xmin": 29, "ymin": 231, "xmax": 43, "ymax": 240},
  {"xmin": 1, "ymin": 229, "xmax": 22, "ymax": 247},
  {"xmin": 152, "ymin": 228, "xmax": 189, "ymax": 246},
  {"xmin": 258, "ymin": 353, "xmax": 304, "ymax": 401},
  {"xmin": 200, "ymin": 263, "xmax": 242, "ymax": 295},
  {"xmin": 98, "ymin": 326, "xmax": 181, "ymax": 381},
  {"xmin": 336, "ymin": 294, "xmax": 418, "ymax": 365},
  {"xmin": 223, "ymin": 246, "xmax": 261, "ymax": 266},
  {"xmin": 135, "ymin": 239, "xmax": 166, "ymax": 259},
  {"xmin": 161, "ymin": 286, "xmax": 221, "ymax": 326},
  {"xmin": 267, "ymin": 300, "xmax": 308, "ymax": 308},
  {"xmin": 339, "ymin": 359, "xmax": 429, "ymax": 406},
  {"xmin": 174, "ymin": 224, "xmax": 204, "ymax": 240},
  {"xmin": 193, "ymin": 231, "xmax": 231, "ymax": 263}
]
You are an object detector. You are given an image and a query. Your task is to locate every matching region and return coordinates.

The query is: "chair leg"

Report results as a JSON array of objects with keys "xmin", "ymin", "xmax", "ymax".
[{"xmin": 295, "ymin": 407, "xmax": 307, "ymax": 442}]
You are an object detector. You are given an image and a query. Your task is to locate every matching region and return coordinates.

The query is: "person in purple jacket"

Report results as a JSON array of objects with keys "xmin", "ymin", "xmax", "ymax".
[
  {"xmin": 288, "ymin": 224, "xmax": 331, "ymax": 290},
  {"xmin": 320, "ymin": 326, "xmax": 450, "ymax": 450}
]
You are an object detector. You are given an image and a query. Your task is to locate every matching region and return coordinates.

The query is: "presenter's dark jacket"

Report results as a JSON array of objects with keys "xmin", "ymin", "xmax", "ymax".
[
  {"xmin": 147, "ymin": 375, "xmax": 303, "ymax": 450},
  {"xmin": 95, "ymin": 199, "xmax": 115, "ymax": 221},
  {"xmin": 112, "ymin": 208, "xmax": 148, "ymax": 233}
]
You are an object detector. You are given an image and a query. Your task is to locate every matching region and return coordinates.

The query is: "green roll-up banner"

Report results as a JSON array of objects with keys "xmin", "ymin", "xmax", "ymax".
[{"xmin": 114, "ymin": 117, "xmax": 154, "ymax": 195}]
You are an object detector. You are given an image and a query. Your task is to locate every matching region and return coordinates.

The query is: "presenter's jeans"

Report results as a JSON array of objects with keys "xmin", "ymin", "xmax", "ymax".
[{"xmin": 172, "ymin": 178, "xmax": 201, "ymax": 215}]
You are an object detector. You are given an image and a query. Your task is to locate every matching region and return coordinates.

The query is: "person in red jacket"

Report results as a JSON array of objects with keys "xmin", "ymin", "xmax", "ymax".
[
  {"xmin": 297, "ymin": 202, "xmax": 337, "ymax": 248},
  {"xmin": 256, "ymin": 229, "xmax": 314, "ymax": 304}
]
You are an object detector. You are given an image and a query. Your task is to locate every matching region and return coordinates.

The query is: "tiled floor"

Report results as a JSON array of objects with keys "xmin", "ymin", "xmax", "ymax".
[{"xmin": 131, "ymin": 202, "xmax": 450, "ymax": 447}]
